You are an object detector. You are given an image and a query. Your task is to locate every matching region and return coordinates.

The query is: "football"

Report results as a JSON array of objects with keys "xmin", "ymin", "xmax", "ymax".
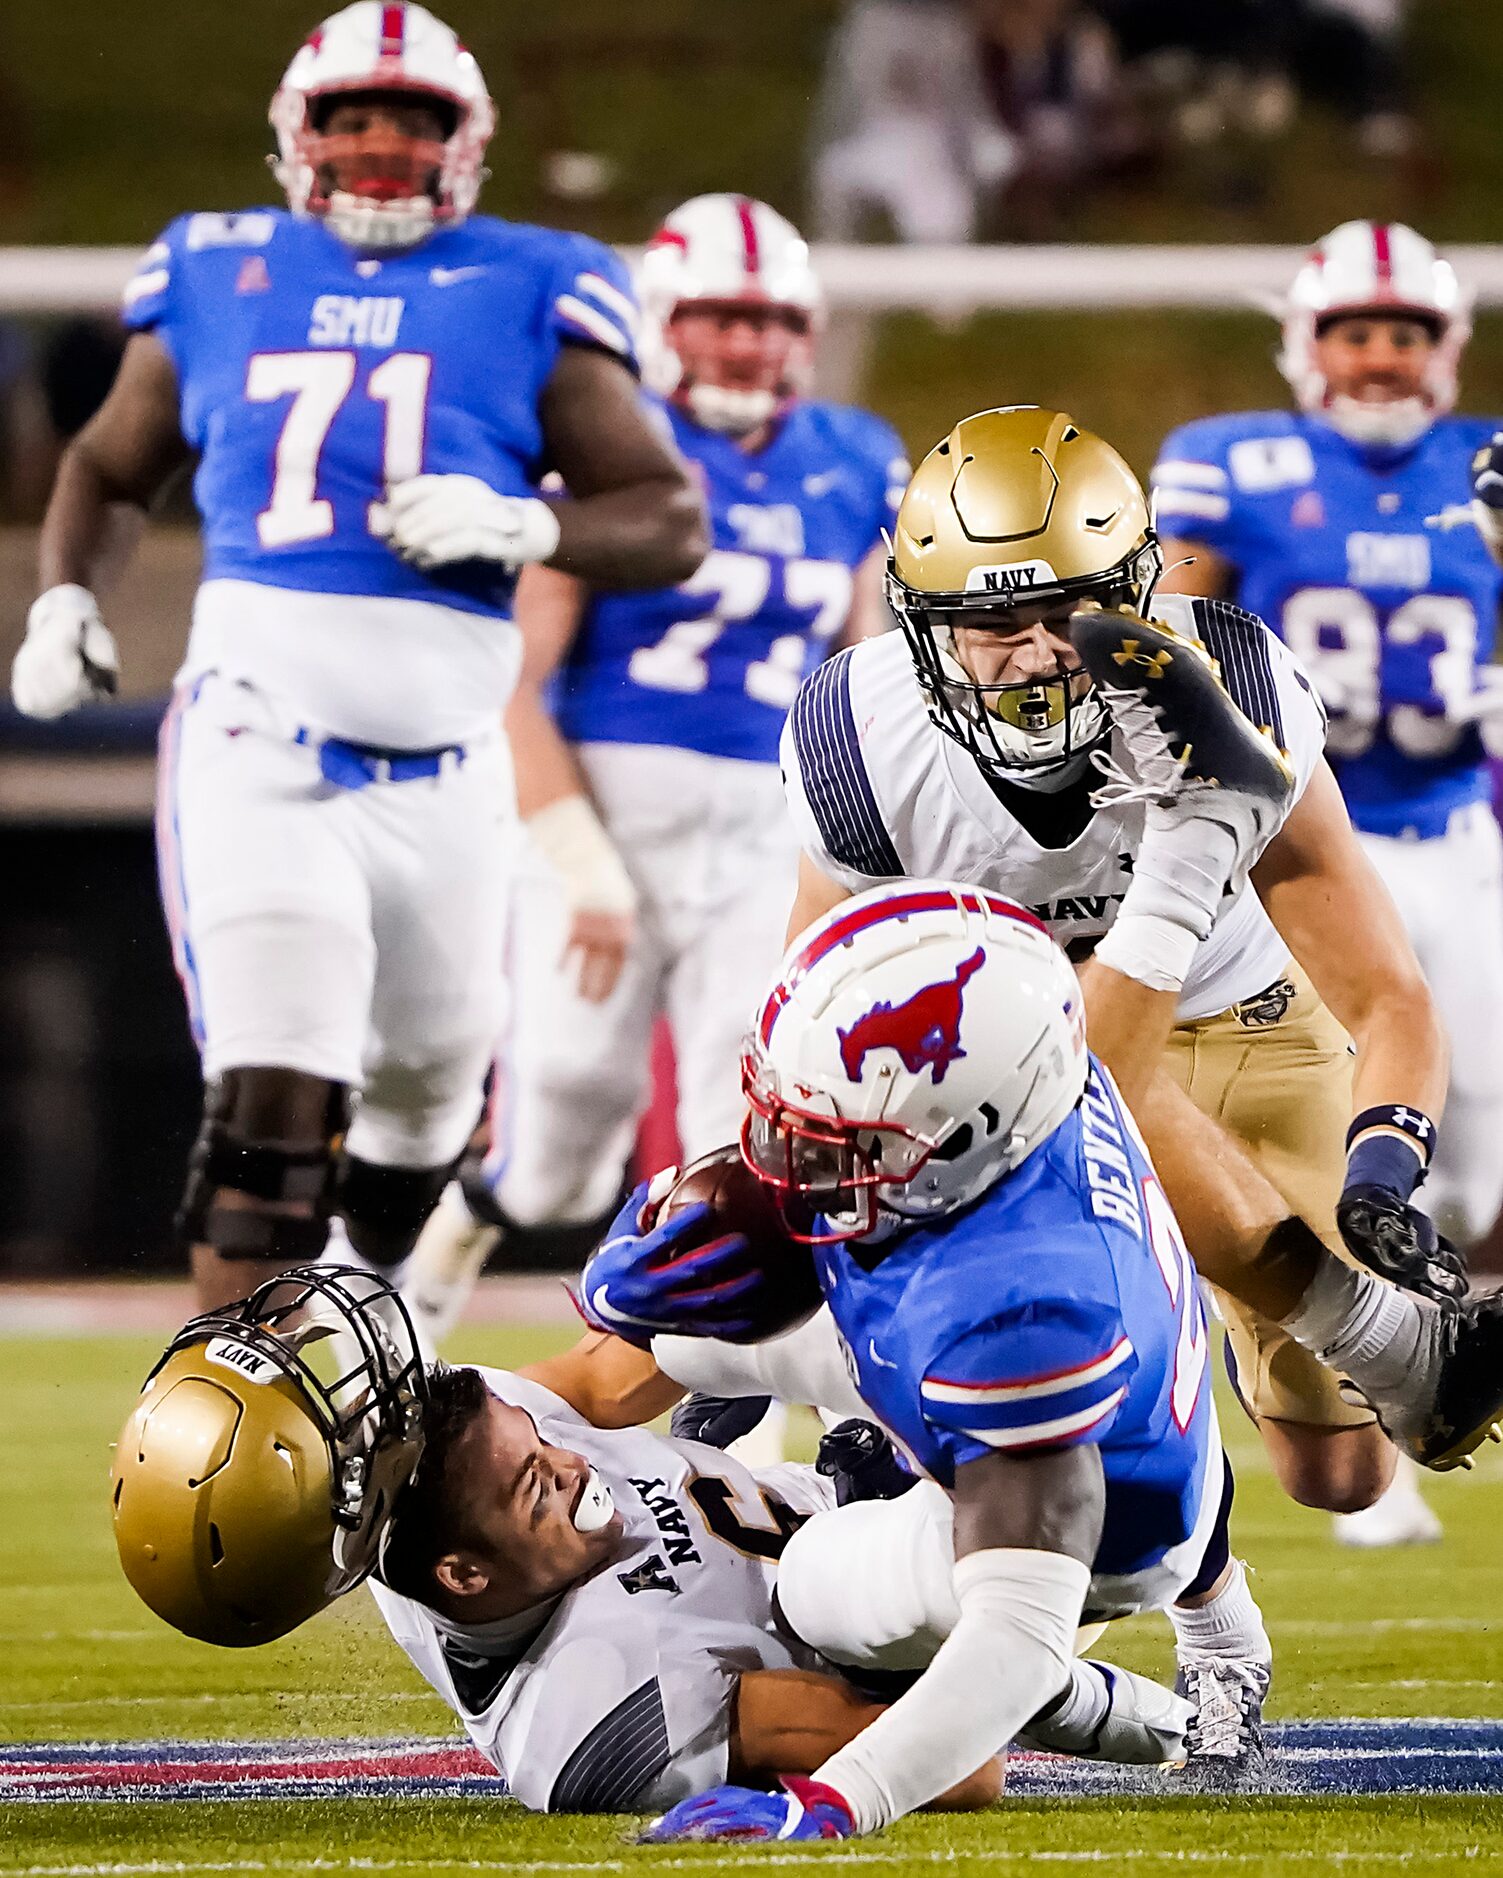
[{"xmin": 656, "ymin": 1144, "xmax": 824, "ymax": 1343}]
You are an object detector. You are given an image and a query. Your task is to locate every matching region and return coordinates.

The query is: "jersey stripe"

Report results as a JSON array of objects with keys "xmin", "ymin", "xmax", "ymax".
[
  {"xmin": 549, "ymin": 1678, "xmax": 670, "ymax": 1813},
  {"xmin": 952, "ymin": 1388, "xmax": 1128, "ymax": 1451},
  {"xmin": 789, "ymin": 650, "xmax": 903, "ymax": 881},
  {"xmin": 555, "ymin": 294, "xmax": 633, "ymax": 357},
  {"xmin": 575, "ymin": 270, "xmax": 638, "ymax": 332},
  {"xmin": 1152, "ymin": 488, "xmax": 1229, "ymax": 522},
  {"xmin": 922, "ymin": 1336, "xmax": 1134, "ymax": 1407},
  {"xmin": 1151, "ymin": 460, "xmax": 1228, "ymax": 491},
  {"xmin": 1191, "ymin": 598, "xmax": 1285, "ymax": 745}
]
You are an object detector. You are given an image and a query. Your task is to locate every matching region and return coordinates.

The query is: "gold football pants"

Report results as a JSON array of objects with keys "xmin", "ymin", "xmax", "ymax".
[{"xmin": 1159, "ymin": 964, "xmax": 1375, "ymax": 1431}]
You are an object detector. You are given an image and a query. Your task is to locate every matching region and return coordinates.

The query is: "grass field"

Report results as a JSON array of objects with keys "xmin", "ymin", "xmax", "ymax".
[{"xmin": 3, "ymin": 1313, "xmax": 1503, "ymax": 1875}]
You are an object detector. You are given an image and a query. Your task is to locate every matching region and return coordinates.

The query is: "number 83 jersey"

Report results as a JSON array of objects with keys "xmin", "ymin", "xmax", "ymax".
[
  {"xmin": 1153, "ymin": 409, "xmax": 1503, "ymax": 838},
  {"xmin": 553, "ymin": 397, "xmax": 908, "ymax": 764}
]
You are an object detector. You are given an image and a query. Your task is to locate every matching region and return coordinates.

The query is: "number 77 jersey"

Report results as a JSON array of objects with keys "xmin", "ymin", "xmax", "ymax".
[
  {"xmin": 1153, "ymin": 409, "xmax": 1503, "ymax": 838},
  {"xmin": 553, "ymin": 397, "xmax": 909, "ymax": 763}
]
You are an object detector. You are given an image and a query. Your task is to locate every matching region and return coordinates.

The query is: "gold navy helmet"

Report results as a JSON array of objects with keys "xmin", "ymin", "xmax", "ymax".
[{"xmin": 887, "ymin": 406, "xmax": 1162, "ymax": 777}]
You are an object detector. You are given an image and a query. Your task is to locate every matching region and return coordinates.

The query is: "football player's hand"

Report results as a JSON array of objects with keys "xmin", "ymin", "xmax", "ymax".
[
  {"xmin": 564, "ymin": 906, "xmax": 634, "ymax": 1003},
  {"xmin": 1336, "ymin": 1186, "xmax": 1466, "ymax": 1306},
  {"xmin": 573, "ymin": 1177, "xmax": 755, "ymax": 1347},
  {"xmin": 11, "ymin": 585, "xmax": 119, "ymax": 719},
  {"xmin": 640, "ymin": 1778, "xmax": 856, "ymax": 1843},
  {"xmin": 376, "ymin": 475, "xmax": 562, "ymax": 572},
  {"xmin": 1471, "ymin": 433, "xmax": 1503, "ymax": 510}
]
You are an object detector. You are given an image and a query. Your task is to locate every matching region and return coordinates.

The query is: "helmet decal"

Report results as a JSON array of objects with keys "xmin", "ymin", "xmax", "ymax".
[{"xmin": 837, "ymin": 946, "xmax": 985, "ymax": 1086}]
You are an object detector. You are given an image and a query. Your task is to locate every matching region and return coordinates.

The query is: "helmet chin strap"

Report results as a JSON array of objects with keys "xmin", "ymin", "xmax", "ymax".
[
  {"xmin": 683, "ymin": 382, "xmax": 782, "ymax": 436},
  {"xmin": 1321, "ymin": 393, "xmax": 1434, "ymax": 449},
  {"xmin": 324, "ymin": 191, "xmax": 436, "ymax": 250}
]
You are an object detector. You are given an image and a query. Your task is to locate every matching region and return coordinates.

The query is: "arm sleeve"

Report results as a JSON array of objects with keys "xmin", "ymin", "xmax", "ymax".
[
  {"xmin": 1183, "ymin": 597, "xmax": 1328, "ymax": 804},
  {"xmin": 1150, "ymin": 421, "xmax": 1236, "ymax": 554},
  {"xmin": 550, "ymin": 235, "xmax": 641, "ymax": 375},
  {"xmin": 781, "ymin": 651, "xmax": 905, "ymax": 892},
  {"xmin": 920, "ymin": 1300, "xmax": 1137, "ymax": 1466}
]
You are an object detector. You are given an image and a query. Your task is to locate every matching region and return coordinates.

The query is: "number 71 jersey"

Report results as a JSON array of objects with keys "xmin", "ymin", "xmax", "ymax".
[
  {"xmin": 1153, "ymin": 410, "xmax": 1503, "ymax": 838},
  {"xmin": 121, "ymin": 206, "xmax": 640, "ymax": 620},
  {"xmin": 553, "ymin": 397, "xmax": 909, "ymax": 763}
]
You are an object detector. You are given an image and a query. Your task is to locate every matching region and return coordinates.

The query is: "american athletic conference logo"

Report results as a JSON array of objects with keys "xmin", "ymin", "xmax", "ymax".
[{"xmin": 836, "ymin": 948, "xmax": 985, "ymax": 1086}]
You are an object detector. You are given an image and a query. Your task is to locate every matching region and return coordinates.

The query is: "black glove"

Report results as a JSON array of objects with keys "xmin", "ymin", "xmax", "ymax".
[
  {"xmin": 1472, "ymin": 433, "xmax": 1503, "ymax": 510},
  {"xmin": 670, "ymin": 1392, "xmax": 771, "ymax": 1450},
  {"xmin": 815, "ymin": 1419, "xmax": 916, "ymax": 1505}
]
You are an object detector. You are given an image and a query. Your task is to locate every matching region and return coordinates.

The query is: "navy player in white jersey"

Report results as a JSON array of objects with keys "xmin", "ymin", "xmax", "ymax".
[
  {"xmin": 1153, "ymin": 221, "xmax": 1503, "ymax": 1544},
  {"xmin": 9, "ymin": 4, "xmax": 704, "ymax": 1311},
  {"xmin": 579, "ymin": 887, "xmax": 1272, "ymax": 1835},
  {"xmin": 401, "ymin": 195, "xmax": 906, "ymax": 1351}
]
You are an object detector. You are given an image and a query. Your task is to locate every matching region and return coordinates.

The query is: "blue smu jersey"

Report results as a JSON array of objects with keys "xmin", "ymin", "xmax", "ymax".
[
  {"xmin": 122, "ymin": 208, "xmax": 639, "ymax": 621},
  {"xmin": 552, "ymin": 398, "xmax": 908, "ymax": 763},
  {"xmin": 819, "ymin": 1061, "xmax": 1212, "ymax": 1588},
  {"xmin": 1153, "ymin": 411, "xmax": 1503, "ymax": 837}
]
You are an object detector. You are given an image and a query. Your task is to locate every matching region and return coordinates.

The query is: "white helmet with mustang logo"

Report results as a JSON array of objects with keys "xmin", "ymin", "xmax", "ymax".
[
  {"xmin": 271, "ymin": 2, "xmax": 495, "ymax": 250},
  {"xmin": 637, "ymin": 193, "xmax": 823, "ymax": 436},
  {"xmin": 741, "ymin": 882, "xmax": 1088, "ymax": 1240},
  {"xmin": 1278, "ymin": 219, "xmax": 1471, "ymax": 448}
]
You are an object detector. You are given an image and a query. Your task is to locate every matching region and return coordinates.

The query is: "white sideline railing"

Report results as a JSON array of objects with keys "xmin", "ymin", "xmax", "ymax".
[{"xmin": 7, "ymin": 243, "xmax": 1503, "ymax": 317}]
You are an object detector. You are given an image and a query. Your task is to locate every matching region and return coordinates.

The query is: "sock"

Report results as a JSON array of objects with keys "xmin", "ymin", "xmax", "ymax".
[
  {"xmin": 1283, "ymin": 1256, "xmax": 1430, "ymax": 1401},
  {"xmin": 1171, "ymin": 1558, "xmax": 1271, "ymax": 1667},
  {"xmin": 1029, "ymin": 1657, "xmax": 1111, "ymax": 1742}
]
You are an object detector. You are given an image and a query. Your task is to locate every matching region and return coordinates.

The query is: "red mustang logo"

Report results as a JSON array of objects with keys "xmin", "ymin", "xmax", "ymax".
[{"xmin": 837, "ymin": 947, "xmax": 986, "ymax": 1086}]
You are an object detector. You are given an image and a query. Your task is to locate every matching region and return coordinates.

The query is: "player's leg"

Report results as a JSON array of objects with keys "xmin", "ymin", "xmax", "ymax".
[
  {"xmin": 1361, "ymin": 807, "xmax": 1503, "ymax": 1244},
  {"xmin": 344, "ymin": 741, "xmax": 515, "ymax": 1280},
  {"xmin": 159, "ymin": 680, "xmax": 373, "ymax": 1309}
]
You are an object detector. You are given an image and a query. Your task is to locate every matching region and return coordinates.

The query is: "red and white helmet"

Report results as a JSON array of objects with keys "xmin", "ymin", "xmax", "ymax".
[
  {"xmin": 1278, "ymin": 220, "xmax": 1471, "ymax": 447},
  {"xmin": 637, "ymin": 194, "xmax": 823, "ymax": 435},
  {"xmin": 742, "ymin": 883, "xmax": 1087, "ymax": 1243},
  {"xmin": 270, "ymin": 3, "xmax": 494, "ymax": 250}
]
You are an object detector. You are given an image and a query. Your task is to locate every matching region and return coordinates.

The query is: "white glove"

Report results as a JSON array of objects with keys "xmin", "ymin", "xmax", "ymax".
[
  {"xmin": 374, "ymin": 475, "xmax": 562, "ymax": 572},
  {"xmin": 11, "ymin": 585, "xmax": 119, "ymax": 719}
]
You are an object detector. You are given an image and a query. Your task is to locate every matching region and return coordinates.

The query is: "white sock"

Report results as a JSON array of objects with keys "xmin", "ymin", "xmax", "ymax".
[
  {"xmin": 1283, "ymin": 1256, "xmax": 1430, "ymax": 1400},
  {"xmin": 1171, "ymin": 1558, "xmax": 1271, "ymax": 1667},
  {"xmin": 1032, "ymin": 1657, "xmax": 1111, "ymax": 1739}
]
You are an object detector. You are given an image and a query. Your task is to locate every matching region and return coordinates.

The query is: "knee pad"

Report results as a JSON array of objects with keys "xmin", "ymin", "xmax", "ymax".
[
  {"xmin": 176, "ymin": 1079, "xmax": 347, "ymax": 1262},
  {"xmin": 337, "ymin": 1154, "xmax": 457, "ymax": 1267}
]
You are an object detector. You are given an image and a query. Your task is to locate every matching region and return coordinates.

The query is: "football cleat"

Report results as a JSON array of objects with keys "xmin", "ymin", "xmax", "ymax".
[
  {"xmin": 1171, "ymin": 1659, "xmax": 1270, "ymax": 1792},
  {"xmin": 1372, "ymin": 1289, "xmax": 1503, "ymax": 1472},
  {"xmin": 1072, "ymin": 605, "xmax": 1294, "ymax": 892},
  {"xmin": 1334, "ymin": 1189, "xmax": 1467, "ymax": 1307}
]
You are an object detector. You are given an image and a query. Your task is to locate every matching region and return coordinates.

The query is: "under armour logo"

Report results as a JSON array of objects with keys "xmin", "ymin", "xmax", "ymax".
[
  {"xmin": 1111, "ymin": 640, "xmax": 1173, "ymax": 678},
  {"xmin": 1391, "ymin": 1108, "xmax": 1432, "ymax": 1139}
]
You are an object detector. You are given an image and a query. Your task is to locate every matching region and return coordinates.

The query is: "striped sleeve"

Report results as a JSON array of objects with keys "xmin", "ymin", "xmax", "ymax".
[
  {"xmin": 1189, "ymin": 597, "xmax": 1288, "ymax": 748},
  {"xmin": 548, "ymin": 1678, "xmax": 672, "ymax": 1813},
  {"xmin": 1150, "ymin": 425, "xmax": 1233, "ymax": 547},
  {"xmin": 552, "ymin": 238, "xmax": 640, "ymax": 373},
  {"xmin": 120, "ymin": 227, "xmax": 177, "ymax": 332},
  {"xmin": 921, "ymin": 1303, "xmax": 1137, "ymax": 1459},
  {"xmin": 782, "ymin": 649, "xmax": 903, "ymax": 885}
]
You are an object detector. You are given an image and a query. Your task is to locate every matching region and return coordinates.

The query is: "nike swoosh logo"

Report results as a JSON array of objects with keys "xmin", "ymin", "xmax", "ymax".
[
  {"xmin": 430, "ymin": 265, "xmax": 487, "ymax": 286},
  {"xmin": 868, "ymin": 1338, "xmax": 897, "ymax": 1370}
]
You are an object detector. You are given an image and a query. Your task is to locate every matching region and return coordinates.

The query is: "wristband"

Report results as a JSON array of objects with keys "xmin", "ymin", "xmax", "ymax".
[
  {"xmin": 1345, "ymin": 1104, "xmax": 1435, "ymax": 1165},
  {"xmin": 1343, "ymin": 1103, "xmax": 1435, "ymax": 1202},
  {"xmin": 528, "ymin": 795, "xmax": 639, "ymax": 917}
]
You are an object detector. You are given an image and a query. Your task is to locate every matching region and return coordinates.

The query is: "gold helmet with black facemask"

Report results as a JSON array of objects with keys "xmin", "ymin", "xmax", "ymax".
[
  {"xmin": 886, "ymin": 406, "xmax": 1163, "ymax": 778},
  {"xmin": 110, "ymin": 1266, "xmax": 427, "ymax": 1648}
]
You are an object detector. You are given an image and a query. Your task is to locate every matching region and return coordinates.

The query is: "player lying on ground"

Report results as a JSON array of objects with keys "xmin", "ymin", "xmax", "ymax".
[
  {"xmin": 402, "ymin": 193, "xmax": 906, "ymax": 1361},
  {"xmin": 10, "ymin": 2, "xmax": 706, "ymax": 1315},
  {"xmin": 108, "ymin": 1268, "xmax": 1192, "ymax": 1815},
  {"xmin": 577, "ymin": 885, "xmax": 1272, "ymax": 1838},
  {"xmin": 773, "ymin": 405, "xmax": 1503, "ymax": 1515}
]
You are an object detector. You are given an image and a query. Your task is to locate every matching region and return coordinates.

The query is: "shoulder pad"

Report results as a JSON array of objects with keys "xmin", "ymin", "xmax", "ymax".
[{"xmin": 789, "ymin": 647, "xmax": 903, "ymax": 879}]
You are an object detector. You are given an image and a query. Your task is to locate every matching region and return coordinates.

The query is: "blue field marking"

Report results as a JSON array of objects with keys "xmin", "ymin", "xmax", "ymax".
[{"xmin": 2, "ymin": 1722, "xmax": 1501, "ymax": 1803}]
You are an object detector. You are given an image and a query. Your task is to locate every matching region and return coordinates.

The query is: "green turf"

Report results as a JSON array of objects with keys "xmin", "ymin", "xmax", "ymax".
[{"xmin": 5, "ymin": 1324, "xmax": 1503, "ymax": 1872}]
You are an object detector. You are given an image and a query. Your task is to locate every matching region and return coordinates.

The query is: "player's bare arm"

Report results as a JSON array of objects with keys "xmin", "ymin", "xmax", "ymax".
[
  {"xmin": 786, "ymin": 849, "xmax": 854, "ymax": 946},
  {"xmin": 838, "ymin": 543, "xmax": 891, "ymax": 647},
  {"xmin": 1155, "ymin": 535, "xmax": 1234, "ymax": 600},
  {"xmin": 519, "ymin": 1329, "xmax": 686, "ymax": 1429},
  {"xmin": 729, "ymin": 1668, "xmax": 1003, "ymax": 1808},
  {"xmin": 1252, "ymin": 760, "xmax": 1447, "ymax": 1120},
  {"xmin": 539, "ymin": 345, "xmax": 707, "ymax": 587},
  {"xmin": 509, "ymin": 563, "xmax": 638, "ymax": 1003}
]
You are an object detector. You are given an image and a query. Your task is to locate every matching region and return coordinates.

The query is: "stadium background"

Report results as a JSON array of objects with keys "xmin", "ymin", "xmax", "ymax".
[{"xmin": 5, "ymin": 0, "xmax": 1503, "ymax": 1273}]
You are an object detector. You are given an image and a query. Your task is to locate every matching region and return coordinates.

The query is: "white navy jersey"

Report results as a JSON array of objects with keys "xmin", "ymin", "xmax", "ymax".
[
  {"xmin": 782, "ymin": 595, "xmax": 1327, "ymax": 1021},
  {"xmin": 369, "ymin": 1369, "xmax": 834, "ymax": 1814}
]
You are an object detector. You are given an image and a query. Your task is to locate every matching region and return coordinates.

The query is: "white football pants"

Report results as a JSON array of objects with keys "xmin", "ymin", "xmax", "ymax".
[
  {"xmin": 1357, "ymin": 801, "xmax": 1503, "ymax": 1241},
  {"xmin": 483, "ymin": 743, "xmax": 798, "ymax": 1226},
  {"xmin": 157, "ymin": 671, "xmax": 513, "ymax": 1168}
]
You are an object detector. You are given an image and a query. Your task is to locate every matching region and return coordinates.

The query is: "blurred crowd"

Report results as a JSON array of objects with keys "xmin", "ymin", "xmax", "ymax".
[{"xmin": 809, "ymin": 0, "xmax": 1417, "ymax": 242}]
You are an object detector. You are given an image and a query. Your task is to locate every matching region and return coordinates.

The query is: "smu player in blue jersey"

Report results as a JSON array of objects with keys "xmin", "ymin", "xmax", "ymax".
[
  {"xmin": 9, "ymin": 4, "xmax": 704, "ymax": 1311},
  {"xmin": 402, "ymin": 195, "xmax": 906, "ymax": 1352},
  {"xmin": 577, "ymin": 886, "xmax": 1278, "ymax": 1829}
]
